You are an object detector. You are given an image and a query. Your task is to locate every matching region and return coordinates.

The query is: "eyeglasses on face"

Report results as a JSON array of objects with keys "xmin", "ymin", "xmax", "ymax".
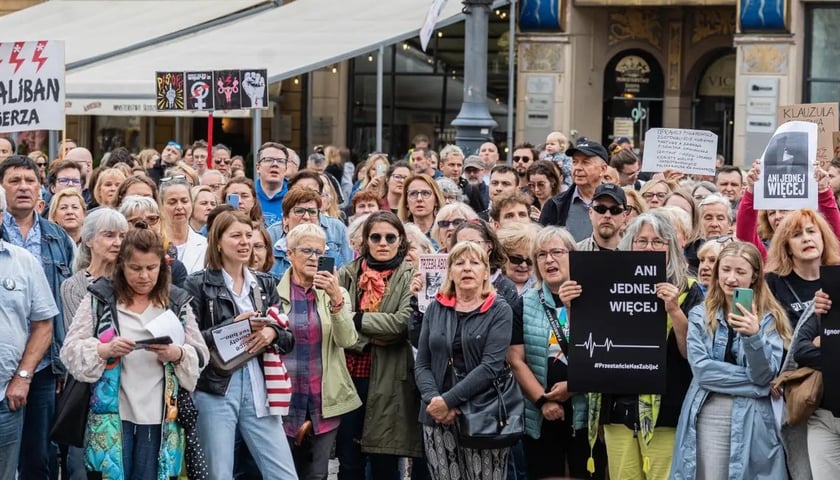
[
  {"xmin": 391, "ymin": 173, "xmax": 408, "ymax": 181},
  {"xmin": 215, "ymin": 158, "xmax": 231, "ymax": 165},
  {"xmin": 437, "ymin": 218, "xmax": 466, "ymax": 229},
  {"xmin": 642, "ymin": 192, "xmax": 668, "ymax": 200},
  {"xmin": 260, "ymin": 157, "xmax": 287, "ymax": 166},
  {"xmin": 206, "ymin": 182, "xmax": 226, "ymax": 191},
  {"xmin": 57, "ymin": 177, "xmax": 82, "ymax": 186},
  {"xmin": 127, "ymin": 214, "xmax": 160, "ymax": 227},
  {"xmin": 591, "ymin": 204, "xmax": 626, "ymax": 215},
  {"xmin": 291, "ymin": 207, "xmax": 319, "ymax": 218},
  {"xmin": 407, "ymin": 190, "xmax": 433, "ymax": 200},
  {"xmin": 528, "ymin": 182, "xmax": 549, "ymax": 190},
  {"xmin": 293, "ymin": 247, "xmax": 324, "ymax": 258},
  {"xmin": 507, "ymin": 254, "xmax": 533, "ymax": 266},
  {"xmin": 369, "ymin": 233, "xmax": 399, "ymax": 244},
  {"xmin": 536, "ymin": 248, "xmax": 569, "ymax": 261},
  {"xmin": 512, "ymin": 156, "xmax": 532, "ymax": 163},
  {"xmin": 633, "ymin": 238, "xmax": 668, "ymax": 249},
  {"xmin": 36, "ymin": 162, "xmax": 47, "ymax": 167}
]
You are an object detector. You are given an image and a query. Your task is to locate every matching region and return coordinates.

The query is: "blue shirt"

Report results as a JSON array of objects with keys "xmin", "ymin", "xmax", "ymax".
[
  {"xmin": 256, "ymin": 178, "xmax": 288, "ymax": 228},
  {"xmin": 3, "ymin": 211, "xmax": 42, "ymax": 260},
  {"xmin": 0, "ymin": 240, "xmax": 58, "ymax": 398}
]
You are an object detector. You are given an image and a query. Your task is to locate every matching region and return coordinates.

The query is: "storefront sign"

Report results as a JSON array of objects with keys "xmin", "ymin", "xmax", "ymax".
[
  {"xmin": 746, "ymin": 115, "xmax": 776, "ymax": 133},
  {"xmin": 568, "ymin": 251, "xmax": 667, "ymax": 395},
  {"xmin": 698, "ymin": 54, "xmax": 735, "ymax": 97},
  {"xmin": 65, "ymin": 98, "xmax": 272, "ymax": 118},
  {"xmin": 642, "ymin": 128, "xmax": 718, "ymax": 176},
  {"xmin": 747, "ymin": 78, "xmax": 778, "ymax": 97},
  {"xmin": 754, "ymin": 121, "xmax": 818, "ymax": 210},
  {"xmin": 747, "ymin": 97, "xmax": 778, "ymax": 116},
  {"xmin": 614, "ymin": 55, "xmax": 652, "ymax": 96},
  {"xmin": 0, "ymin": 41, "xmax": 65, "ymax": 133},
  {"xmin": 778, "ymin": 102, "xmax": 839, "ymax": 168}
]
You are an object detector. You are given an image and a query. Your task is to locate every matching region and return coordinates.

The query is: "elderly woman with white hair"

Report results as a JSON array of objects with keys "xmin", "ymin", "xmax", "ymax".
[
  {"xmin": 697, "ymin": 193, "xmax": 734, "ymax": 241},
  {"xmin": 429, "ymin": 202, "xmax": 478, "ymax": 253}
]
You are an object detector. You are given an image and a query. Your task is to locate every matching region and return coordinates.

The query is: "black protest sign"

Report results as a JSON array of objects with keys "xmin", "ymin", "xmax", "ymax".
[
  {"xmin": 567, "ymin": 251, "xmax": 667, "ymax": 394},
  {"xmin": 240, "ymin": 69, "xmax": 268, "ymax": 109},
  {"xmin": 155, "ymin": 72, "xmax": 185, "ymax": 111},
  {"xmin": 213, "ymin": 70, "xmax": 242, "ymax": 110},
  {"xmin": 185, "ymin": 71, "xmax": 214, "ymax": 111},
  {"xmin": 763, "ymin": 131, "xmax": 809, "ymax": 200},
  {"xmin": 820, "ymin": 266, "xmax": 840, "ymax": 411}
]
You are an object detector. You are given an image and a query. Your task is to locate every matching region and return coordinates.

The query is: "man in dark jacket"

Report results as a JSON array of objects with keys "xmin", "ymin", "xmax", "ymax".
[{"xmin": 538, "ymin": 139, "xmax": 609, "ymax": 241}]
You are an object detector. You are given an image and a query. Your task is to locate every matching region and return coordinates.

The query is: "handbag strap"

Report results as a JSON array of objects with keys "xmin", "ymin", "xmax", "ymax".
[
  {"xmin": 538, "ymin": 288, "xmax": 570, "ymax": 356},
  {"xmin": 252, "ymin": 273, "xmax": 265, "ymax": 315},
  {"xmin": 782, "ymin": 278, "xmax": 804, "ymax": 305}
]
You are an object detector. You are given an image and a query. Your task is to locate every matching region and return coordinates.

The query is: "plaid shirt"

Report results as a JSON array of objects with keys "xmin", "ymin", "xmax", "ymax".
[
  {"xmin": 283, "ymin": 280, "xmax": 341, "ymax": 437},
  {"xmin": 345, "ymin": 350, "xmax": 372, "ymax": 378}
]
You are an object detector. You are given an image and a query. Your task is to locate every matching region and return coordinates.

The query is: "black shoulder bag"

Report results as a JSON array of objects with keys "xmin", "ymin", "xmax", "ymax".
[{"xmin": 446, "ymin": 307, "xmax": 524, "ymax": 449}]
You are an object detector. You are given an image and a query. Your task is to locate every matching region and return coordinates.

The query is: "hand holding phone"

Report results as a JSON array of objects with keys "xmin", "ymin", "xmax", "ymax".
[
  {"xmin": 226, "ymin": 193, "xmax": 240, "ymax": 210},
  {"xmin": 134, "ymin": 336, "xmax": 174, "ymax": 350}
]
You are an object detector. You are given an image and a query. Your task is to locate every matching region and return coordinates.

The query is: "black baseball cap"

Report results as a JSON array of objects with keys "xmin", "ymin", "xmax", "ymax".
[
  {"xmin": 566, "ymin": 139, "xmax": 609, "ymax": 163},
  {"xmin": 593, "ymin": 183, "xmax": 627, "ymax": 206}
]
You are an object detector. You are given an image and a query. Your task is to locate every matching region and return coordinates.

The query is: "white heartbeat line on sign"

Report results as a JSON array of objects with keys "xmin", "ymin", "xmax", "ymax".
[{"xmin": 575, "ymin": 333, "xmax": 660, "ymax": 359}]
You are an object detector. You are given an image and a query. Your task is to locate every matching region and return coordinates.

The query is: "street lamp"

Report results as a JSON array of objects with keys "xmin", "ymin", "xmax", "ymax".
[{"xmin": 452, "ymin": 0, "xmax": 498, "ymax": 156}]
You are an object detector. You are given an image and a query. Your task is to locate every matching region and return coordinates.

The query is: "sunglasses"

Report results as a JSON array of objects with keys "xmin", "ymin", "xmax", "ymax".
[
  {"xmin": 437, "ymin": 218, "xmax": 466, "ymax": 229},
  {"xmin": 166, "ymin": 141, "xmax": 182, "ymax": 150},
  {"xmin": 36, "ymin": 162, "xmax": 46, "ymax": 167},
  {"xmin": 507, "ymin": 254, "xmax": 533, "ymax": 266},
  {"xmin": 591, "ymin": 204, "xmax": 626, "ymax": 215},
  {"xmin": 369, "ymin": 233, "xmax": 399, "ymax": 244},
  {"xmin": 512, "ymin": 156, "xmax": 532, "ymax": 163}
]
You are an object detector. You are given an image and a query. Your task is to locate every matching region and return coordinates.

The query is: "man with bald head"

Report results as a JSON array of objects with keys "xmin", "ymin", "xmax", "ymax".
[{"xmin": 64, "ymin": 147, "xmax": 93, "ymax": 204}]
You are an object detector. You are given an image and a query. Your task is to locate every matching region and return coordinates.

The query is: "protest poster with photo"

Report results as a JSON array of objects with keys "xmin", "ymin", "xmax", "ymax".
[
  {"xmin": 820, "ymin": 265, "xmax": 840, "ymax": 412},
  {"xmin": 239, "ymin": 69, "xmax": 268, "ymax": 109},
  {"xmin": 155, "ymin": 72, "xmax": 185, "ymax": 111},
  {"xmin": 0, "ymin": 41, "xmax": 65, "ymax": 133},
  {"xmin": 185, "ymin": 71, "xmax": 214, "ymax": 111},
  {"xmin": 418, "ymin": 254, "xmax": 448, "ymax": 313},
  {"xmin": 778, "ymin": 102, "xmax": 839, "ymax": 168},
  {"xmin": 642, "ymin": 128, "xmax": 718, "ymax": 176},
  {"xmin": 754, "ymin": 121, "xmax": 818, "ymax": 210},
  {"xmin": 213, "ymin": 70, "xmax": 242, "ymax": 110},
  {"xmin": 567, "ymin": 251, "xmax": 667, "ymax": 394}
]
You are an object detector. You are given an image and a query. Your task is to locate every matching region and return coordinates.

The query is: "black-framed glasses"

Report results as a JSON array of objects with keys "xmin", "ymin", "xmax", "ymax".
[
  {"xmin": 437, "ymin": 218, "xmax": 466, "ymax": 229},
  {"xmin": 57, "ymin": 177, "xmax": 82, "ymax": 186},
  {"xmin": 642, "ymin": 192, "xmax": 668, "ymax": 200},
  {"xmin": 407, "ymin": 190, "xmax": 433, "ymax": 200},
  {"xmin": 293, "ymin": 247, "xmax": 324, "ymax": 258},
  {"xmin": 215, "ymin": 158, "xmax": 231, "ymax": 165},
  {"xmin": 260, "ymin": 157, "xmax": 287, "ymax": 166},
  {"xmin": 512, "ymin": 156, "xmax": 532, "ymax": 163},
  {"xmin": 291, "ymin": 207, "xmax": 319, "ymax": 218},
  {"xmin": 369, "ymin": 233, "xmax": 399, "ymax": 244},
  {"xmin": 591, "ymin": 204, "xmax": 626, "ymax": 215},
  {"xmin": 36, "ymin": 162, "xmax": 46, "ymax": 167},
  {"xmin": 507, "ymin": 254, "xmax": 533, "ymax": 266}
]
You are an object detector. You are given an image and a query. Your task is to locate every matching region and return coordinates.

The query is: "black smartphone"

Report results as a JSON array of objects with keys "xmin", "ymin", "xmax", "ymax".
[
  {"xmin": 317, "ymin": 256, "xmax": 335, "ymax": 273},
  {"xmin": 134, "ymin": 336, "xmax": 174, "ymax": 350}
]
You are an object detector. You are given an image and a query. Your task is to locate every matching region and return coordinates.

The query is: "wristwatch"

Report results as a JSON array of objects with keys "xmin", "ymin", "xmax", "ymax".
[
  {"xmin": 14, "ymin": 370, "xmax": 31, "ymax": 381},
  {"xmin": 534, "ymin": 394, "xmax": 548, "ymax": 409}
]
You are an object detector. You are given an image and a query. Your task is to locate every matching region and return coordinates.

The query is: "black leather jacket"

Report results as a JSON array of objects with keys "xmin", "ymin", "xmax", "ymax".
[{"xmin": 184, "ymin": 268, "xmax": 294, "ymax": 395}]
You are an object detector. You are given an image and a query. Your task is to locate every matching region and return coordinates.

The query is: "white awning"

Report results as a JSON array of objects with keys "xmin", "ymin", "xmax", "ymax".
[
  {"xmin": 0, "ymin": 0, "xmax": 271, "ymax": 66},
  {"xmin": 65, "ymin": 0, "xmax": 503, "ymax": 104}
]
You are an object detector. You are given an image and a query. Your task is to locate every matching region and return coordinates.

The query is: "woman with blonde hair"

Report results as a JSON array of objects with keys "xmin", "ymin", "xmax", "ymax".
[
  {"xmin": 639, "ymin": 178, "xmax": 672, "ymax": 209},
  {"xmin": 764, "ymin": 208, "xmax": 840, "ymax": 329},
  {"xmin": 695, "ymin": 239, "xmax": 726, "ymax": 295},
  {"xmin": 350, "ymin": 153, "xmax": 390, "ymax": 202},
  {"xmin": 159, "ymin": 178, "xmax": 207, "ymax": 274},
  {"xmin": 397, "ymin": 173, "xmax": 446, "ymax": 239},
  {"xmin": 137, "ymin": 148, "xmax": 160, "ymax": 170},
  {"xmin": 48, "ymin": 189, "xmax": 87, "ymax": 244},
  {"xmin": 93, "ymin": 167, "xmax": 127, "ymax": 209},
  {"xmin": 164, "ymin": 163, "xmax": 200, "ymax": 187},
  {"xmin": 119, "ymin": 195, "xmax": 189, "ymax": 287},
  {"xmin": 318, "ymin": 173, "xmax": 345, "ymax": 221},
  {"xmin": 497, "ymin": 222, "xmax": 542, "ymax": 294},
  {"xmin": 190, "ymin": 185, "xmax": 217, "ymax": 233},
  {"xmin": 672, "ymin": 241, "xmax": 790, "ymax": 479}
]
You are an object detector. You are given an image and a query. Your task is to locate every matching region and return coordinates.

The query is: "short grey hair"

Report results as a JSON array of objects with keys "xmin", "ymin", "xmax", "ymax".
[
  {"xmin": 118, "ymin": 195, "xmax": 160, "ymax": 219},
  {"xmin": 439, "ymin": 144, "xmax": 464, "ymax": 162},
  {"xmin": 618, "ymin": 211, "xmax": 689, "ymax": 291},
  {"xmin": 430, "ymin": 202, "xmax": 478, "ymax": 246},
  {"xmin": 74, "ymin": 209, "xmax": 129, "ymax": 272},
  {"xmin": 286, "ymin": 223, "xmax": 326, "ymax": 249},
  {"xmin": 435, "ymin": 177, "xmax": 465, "ymax": 202},
  {"xmin": 530, "ymin": 226, "xmax": 577, "ymax": 285},
  {"xmin": 698, "ymin": 193, "xmax": 734, "ymax": 222},
  {"xmin": 307, "ymin": 153, "xmax": 326, "ymax": 166},
  {"xmin": 201, "ymin": 169, "xmax": 227, "ymax": 183},
  {"xmin": 404, "ymin": 222, "xmax": 434, "ymax": 255}
]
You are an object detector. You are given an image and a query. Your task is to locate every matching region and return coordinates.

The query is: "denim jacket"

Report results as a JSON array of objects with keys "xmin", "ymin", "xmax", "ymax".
[
  {"xmin": 2, "ymin": 215, "xmax": 75, "ymax": 375},
  {"xmin": 267, "ymin": 215, "xmax": 352, "ymax": 279}
]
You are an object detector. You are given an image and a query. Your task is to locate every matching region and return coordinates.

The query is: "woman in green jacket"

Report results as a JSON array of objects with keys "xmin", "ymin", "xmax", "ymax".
[{"xmin": 336, "ymin": 211, "xmax": 423, "ymax": 479}]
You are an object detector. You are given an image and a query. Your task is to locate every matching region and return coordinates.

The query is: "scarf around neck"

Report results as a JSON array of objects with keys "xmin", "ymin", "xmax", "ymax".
[{"xmin": 359, "ymin": 255, "xmax": 401, "ymax": 312}]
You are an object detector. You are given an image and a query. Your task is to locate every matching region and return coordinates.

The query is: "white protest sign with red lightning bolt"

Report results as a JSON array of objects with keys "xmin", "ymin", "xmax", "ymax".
[{"xmin": 0, "ymin": 40, "xmax": 65, "ymax": 133}]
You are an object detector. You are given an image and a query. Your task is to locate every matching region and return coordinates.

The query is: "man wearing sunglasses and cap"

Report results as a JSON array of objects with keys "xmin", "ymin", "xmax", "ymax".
[
  {"xmin": 576, "ymin": 183, "xmax": 628, "ymax": 251},
  {"xmin": 538, "ymin": 138, "xmax": 610, "ymax": 242}
]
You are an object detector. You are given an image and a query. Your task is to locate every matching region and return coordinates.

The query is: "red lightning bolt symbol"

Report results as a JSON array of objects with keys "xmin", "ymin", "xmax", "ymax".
[
  {"xmin": 9, "ymin": 42, "xmax": 25, "ymax": 74},
  {"xmin": 31, "ymin": 41, "xmax": 48, "ymax": 73}
]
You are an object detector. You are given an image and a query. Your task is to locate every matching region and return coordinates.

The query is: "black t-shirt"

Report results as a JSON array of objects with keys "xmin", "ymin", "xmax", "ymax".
[{"xmin": 766, "ymin": 271, "xmax": 819, "ymax": 328}]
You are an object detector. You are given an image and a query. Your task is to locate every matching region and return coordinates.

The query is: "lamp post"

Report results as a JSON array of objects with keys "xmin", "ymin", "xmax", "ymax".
[{"xmin": 452, "ymin": 0, "xmax": 497, "ymax": 156}]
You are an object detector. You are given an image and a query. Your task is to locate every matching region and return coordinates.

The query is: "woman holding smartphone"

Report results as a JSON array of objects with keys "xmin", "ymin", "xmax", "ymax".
[{"xmin": 671, "ymin": 241, "xmax": 791, "ymax": 479}]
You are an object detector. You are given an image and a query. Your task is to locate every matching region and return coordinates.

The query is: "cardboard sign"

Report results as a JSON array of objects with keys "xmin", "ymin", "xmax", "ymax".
[
  {"xmin": 155, "ymin": 72, "xmax": 185, "ymax": 111},
  {"xmin": 239, "ymin": 69, "xmax": 268, "ymax": 109},
  {"xmin": 820, "ymin": 266, "xmax": 840, "ymax": 413},
  {"xmin": 185, "ymin": 71, "xmax": 214, "ymax": 111},
  {"xmin": 641, "ymin": 128, "xmax": 718, "ymax": 176},
  {"xmin": 754, "ymin": 121, "xmax": 818, "ymax": 210},
  {"xmin": 210, "ymin": 321, "xmax": 252, "ymax": 363},
  {"xmin": 568, "ymin": 251, "xmax": 667, "ymax": 394},
  {"xmin": 213, "ymin": 70, "xmax": 242, "ymax": 110},
  {"xmin": 0, "ymin": 41, "xmax": 65, "ymax": 133},
  {"xmin": 418, "ymin": 254, "xmax": 447, "ymax": 313},
  {"xmin": 778, "ymin": 102, "xmax": 839, "ymax": 168},
  {"xmin": 833, "ymin": 132, "xmax": 840, "ymax": 159}
]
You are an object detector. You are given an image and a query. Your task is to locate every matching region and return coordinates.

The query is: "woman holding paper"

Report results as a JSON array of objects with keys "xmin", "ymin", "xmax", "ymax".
[
  {"xmin": 184, "ymin": 210, "xmax": 297, "ymax": 479},
  {"xmin": 671, "ymin": 241, "xmax": 790, "ymax": 479},
  {"xmin": 60, "ymin": 226, "xmax": 209, "ymax": 480}
]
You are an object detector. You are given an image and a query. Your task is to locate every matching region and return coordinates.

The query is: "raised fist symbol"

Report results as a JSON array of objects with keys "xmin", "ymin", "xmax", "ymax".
[
  {"xmin": 242, "ymin": 71, "xmax": 265, "ymax": 108},
  {"xmin": 166, "ymin": 86, "xmax": 176, "ymax": 109}
]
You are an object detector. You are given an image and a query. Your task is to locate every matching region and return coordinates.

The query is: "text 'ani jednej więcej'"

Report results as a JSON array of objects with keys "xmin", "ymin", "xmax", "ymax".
[{"xmin": 608, "ymin": 264, "xmax": 659, "ymax": 316}]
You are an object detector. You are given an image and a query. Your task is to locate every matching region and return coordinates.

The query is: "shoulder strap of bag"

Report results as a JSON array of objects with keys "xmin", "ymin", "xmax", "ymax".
[
  {"xmin": 782, "ymin": 278, "xmax": 804, "ymax": 304},
  {"xmin": 538, "ymin": 288, "xmax": 570, "ymax": 356},
  {"xmin": 252, "ymin": 273, "xmax": 265, "ymax": 315}
]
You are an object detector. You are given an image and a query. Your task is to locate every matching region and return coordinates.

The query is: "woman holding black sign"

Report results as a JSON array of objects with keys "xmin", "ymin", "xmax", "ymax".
[
  {"xmin": 561, "ymin": 212, "xmax": 703, "ymax": 479},
  {"xmin": 508, "ymin": 226, "xmax": 607, "ymax": 479},
  {"xmin": 671, "ymin": 241, "xmax": 790, "ymax": 479}
]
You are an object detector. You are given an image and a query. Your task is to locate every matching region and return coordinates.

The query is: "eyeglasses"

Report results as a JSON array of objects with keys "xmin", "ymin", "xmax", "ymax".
[
  {"xmin": 536, "ymin": 248, "xmax": 569, "ymax": 261},
  {"xmin": 369, "ymin": 233, "xmax": 399, "ymax": 244},
  {"xmin": 293, "ymin": 247, "xmax": 324, "ymax": 258},
  {"xmin": 407, "ymin": 190, "xmax": 433, "ymax": 200},
  {"xmin": 391, "ymin": 174, "xmax": 407, "ymax": 181},
  {"xmin": 36, "ymin": 162, "xmax": 46, "ymax": 167},
  {"xmin": 215, "ymin": 158, "xmax": 231, "ymax": 165},
  {"xmin": 127, "ymin": 214, "xmax": 160, "ymax": 227},
  {"xmin": 627, "ymin": 205, "xmax": 639, "ymax": 214},
  {"xmin": 591, "ymin": 204, "xmax": 626, "ymax": 215},
  {"xmin": 512, "ymin": 156, "xmax": 532, "ymax": 163},
  {"xmin": 260, "ymin": 157, "xmax": 287, "ymax": 166},
  {"xmin": 642, "ymin": 192, "xmax": 668, "ymax": 200},
  {"xmin": 206, "ymin": 182, "xmax": 226, "ymax": 191},
  {"xmin": 507, "ymin": 254, "xmax": 533, "ymax": 266},
  {"xmin": 291, "ymin": 207, "xmax": 319, "ymax": 218},
  {"xmin": 160, "ymin": 174, "xmax": 187, "ymax": 184},
  {"xmin": 437, "ymin": 218, "xmax": 466, "ymax": 229},
  {"xmin": 57, "ymin": 177, "xmax": 82, "ymax": 186},
  {"xmin": 166, "ymin": 141, "xmax": 182, "ymax": 150},
  {"xmin": 528, "ymin": 182, "xmax": 549, "ymax": 190},
  {"xmin": 633, "ymin": 238, "xmax": 668, "ymax": 249}
]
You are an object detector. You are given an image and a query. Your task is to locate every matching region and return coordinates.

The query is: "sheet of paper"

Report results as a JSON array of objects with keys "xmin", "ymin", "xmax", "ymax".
[
  {"xmin": 641, "ymin": 128, "xmax": 718, "ymax": 176},
  {"xmin": 754, "ymin": 120, "xmax": 818, "ymax": 210},
  {"xmin": 145, "ymin": 310, "xmax": 185, "ymax": 345},
  {"xmin": 211, "ymin": 321, "xmax": 252, "ymax": 363}
]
